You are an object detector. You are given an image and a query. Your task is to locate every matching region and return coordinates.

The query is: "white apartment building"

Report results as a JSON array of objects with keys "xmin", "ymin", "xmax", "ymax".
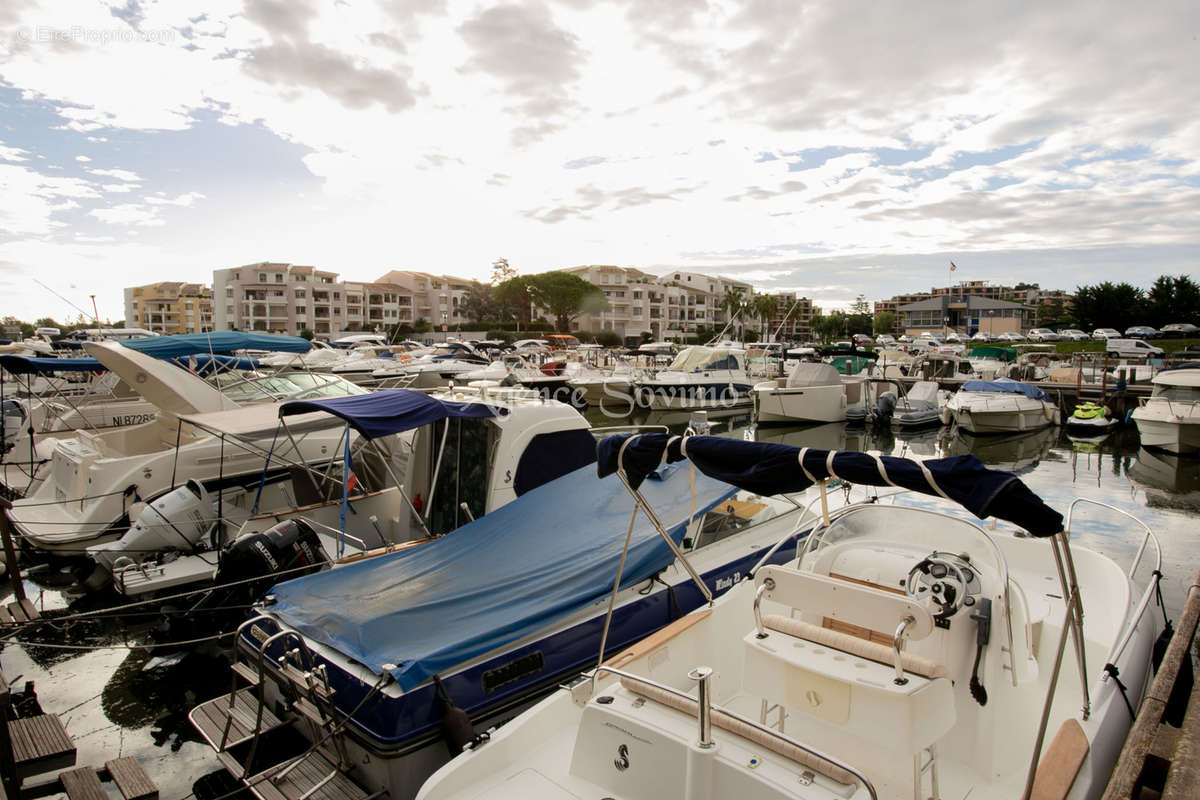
[
  {"xmin": 211, "ymin": 263, "xmax": 477, "ymax": 338},
  {"xmin": 560, "ymin": 266, "xmax": 765, "ymax": 341}
]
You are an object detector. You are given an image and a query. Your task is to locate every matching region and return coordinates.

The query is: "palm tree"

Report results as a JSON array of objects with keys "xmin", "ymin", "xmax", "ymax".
[
  {"xmin": 721, "ymin": 287, "xmax": 745, "ymax": 340},
  {"xmin": 753, "ymin": 293, "xmax": 778, "ymax": 341}
]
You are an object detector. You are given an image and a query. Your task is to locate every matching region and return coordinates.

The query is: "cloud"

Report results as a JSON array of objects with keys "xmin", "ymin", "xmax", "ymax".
[
  {"xmin": 75, "ymin": 154, "xmax": 92, "ymax": 162},
  {"xmin": 87, "ymin": 168, "xmax": 142, "ymax": 181},
  {"xmin": 88, "ymin": 203, "xmax": 167, "ymax": 226}
]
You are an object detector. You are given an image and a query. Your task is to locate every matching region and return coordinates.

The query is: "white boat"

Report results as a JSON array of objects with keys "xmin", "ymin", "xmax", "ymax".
[
  {"xmin": 752, "ymin": 362, "xmax": 859, "ymax": 424},
  {"xmin": 187, "ymin": 434, "xmax": 815, "ymax": 800},
  {"xmin": 1130, "ymin": 365, "xmax": 1200, "ymax": 454},
  {"xmin": 417, "ymin": 433, "xmax": 1164, "ymax": 800},
  {"xmin": 942, "ymin": 379, "xmax": 1059, "ymax": 434},
  {"xmin": 4, "ymin": 342, "xmax": 353, "ymax": 556},
  {"xmin": 82, "ymin": 383, "xmax": 596, "ymax": 596},
  {"xmin": 567, "ymin": 364, "xmax": 639, "ymax": 408},
  {"xmin": 874, "ymin": 380, "xmax": 951, "ymax": 429},
  {"xmin": 633, "ymin": 345, "xmax": 754, "ymax": 410}
]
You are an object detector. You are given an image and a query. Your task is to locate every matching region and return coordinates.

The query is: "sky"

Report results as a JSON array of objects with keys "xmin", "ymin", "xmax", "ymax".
[{"xmin": 0, "ymin": 0, "xmax": 1197, "ymax": 324}]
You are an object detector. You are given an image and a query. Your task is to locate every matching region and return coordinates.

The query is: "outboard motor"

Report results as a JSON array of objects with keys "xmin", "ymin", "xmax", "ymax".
[
  {"xmin": 213, "ymin": 518, "xmax": 327, "ymax": 597},
  {"xmin": 1, "ymin": 398, "xmax": 28, "ymax": 454},
  {"xmin": 154, "ymin": 519, "xmax": 329, "ymax": 646},
  {"xmin": 873, "ymin": 391, "xmax": 897, "ymax": 424},
  {"xmin": 84, "ymin": 480, "xmax": 216, "ymax": 591}
]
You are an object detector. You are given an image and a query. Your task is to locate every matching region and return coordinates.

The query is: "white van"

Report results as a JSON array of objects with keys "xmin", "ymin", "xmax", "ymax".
[{"xmin": 1105, "ymin": 338, "xmax": 1165, "ymax": 359}]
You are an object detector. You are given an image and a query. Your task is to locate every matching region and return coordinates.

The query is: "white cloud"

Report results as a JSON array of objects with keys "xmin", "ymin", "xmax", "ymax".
[
  {"xmin": 75, "ymin": 154, "xmax": 91, "ymax": 162},
  {"xmin": 0, "ymin": 0, "xmax": 1195, "ymax": 321}
]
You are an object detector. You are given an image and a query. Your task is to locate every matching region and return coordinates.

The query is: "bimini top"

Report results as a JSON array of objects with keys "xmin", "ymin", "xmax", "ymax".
[
  {"xmin": 597, "ymin": 432, "xmax": 1063, "ymax": 537},
  {"xmin": 785, "ymin": 362, "xmax": 841, "ymax": 388},
  {"xmin": 0, "ymin": 355, "xmax": 104, "ymax": 374},
  {"xmin": 962, "ymin": 378, "xmax": 1050, "ymax": 401},
  {"xmin": 279, "ymin": 388, "xmax": 507, "ymax": 440},
  {"xmin": 122, "ymin": 331, "xmax": 311, "ymax": 359},
  {"xmin": 265, "ymin": 462, "xmax": 736, "ymax": 690}
]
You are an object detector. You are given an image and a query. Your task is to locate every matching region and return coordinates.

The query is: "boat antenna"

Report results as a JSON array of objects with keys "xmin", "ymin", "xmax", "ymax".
[{"xmin": 33, "ymin": 278, "xmax": 96, "ymax": 323}]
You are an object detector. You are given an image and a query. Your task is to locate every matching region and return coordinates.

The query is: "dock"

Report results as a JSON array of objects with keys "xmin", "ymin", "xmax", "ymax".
[
  {"xmin": 1, "ymin": 664, "xmax": 159, "ymax": 800},
  {"xmin": 1102, "ymin": 568, "xmax": 1200, "ymax": 800}
]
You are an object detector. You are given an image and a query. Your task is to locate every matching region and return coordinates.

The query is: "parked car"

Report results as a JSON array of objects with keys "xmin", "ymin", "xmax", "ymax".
[
  {"xmin": 1160, "ymin": 323, "xmax": 1199, "ymax": 338},
  {"xmin": 1124, "ymin": 325, "xmax": 1160, "ymax": 339},
  {"xmin": 1092, "ymin": 328, "xmax": 1121, "ymax": 340},
  {"xmin": 997, "ymin": 332, "xmax": 1025, "ymax": 342},
  {"xmin": 897, "ymin": 334, "xmax": 914, "ymax": 343},
  {"xmin": 1059, "ymin": 329, "xmax": 1090, "ymax": 341},
  {"xmin": 1027, "ymin": 328, "xmax": 1063, "ymax": 342},
  {"xmin": 851, "ymin": 333, "xmax": 874, "ymax": 346},
  {"xmin": 970, "ymin": 331, "xmax": 995, "ymax": 342},
  {"xmin": 875, "ymin": 334, "xmax": 896, "ymax": 345},
  {"xmin": 944, "ymin": 331, "xmax": 965, "ymax": 343},
  {"xmin": 1105, "ymin": 338, "xmax": 1165, "ymax": 358}
]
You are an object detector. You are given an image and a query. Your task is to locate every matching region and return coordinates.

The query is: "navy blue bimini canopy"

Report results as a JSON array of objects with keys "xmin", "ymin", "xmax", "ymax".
[
  {"xmin": 279, "ymin": 388, "xmax": 508, "ymax": 440},
  {"xmin": 122, "ymin": 331, "xmax": 311, "ymax": 358},
  {"xmin": 0, "ymin": 355, "xmax": 105, "ymax": 374},
  {"xmin": 266, "ymin": 462, "xmax": 736, "ymax": 689},
  {"xmin": 597, "ymin": 433, "xmax": 1063, "ymax": 537},
  {"xmin": 962, "ymin": 378, "xmax": 1050, "ymax": 401}
]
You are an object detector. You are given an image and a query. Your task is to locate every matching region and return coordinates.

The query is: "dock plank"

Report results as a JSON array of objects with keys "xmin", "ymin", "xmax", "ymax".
[
  {"xmin": 60, "ymin": 767, "xmax": 106, "ymax": 800},
  {"xmin": 7, "ymin": 601, "xmax": 28, "ymax": 623},
  {"xmin": 105, "ymin": 756, "xmax": 158, "ymax": 800},
  {"xmin": 9, "ymin": 713, "xmax": 76, "ymax": 778}
]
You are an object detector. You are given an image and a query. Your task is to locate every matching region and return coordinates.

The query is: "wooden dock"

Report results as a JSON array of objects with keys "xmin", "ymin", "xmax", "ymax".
[
  {"xmin": 1, "ymin": 666, "xmax": 158, "ymax": 800},
  {"xmin": 1102, "ymin": 568, "xmax": 1200, "ymax": 800}
]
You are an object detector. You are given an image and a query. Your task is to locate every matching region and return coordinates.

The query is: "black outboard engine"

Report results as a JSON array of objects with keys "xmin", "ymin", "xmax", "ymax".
[
  {"xmin": 154, "ymin": 520, "xmax": 328, "ymax": 646},
  {"xmin": 216, "ymin": 519, "xmax": 327, "ymax": 596}
]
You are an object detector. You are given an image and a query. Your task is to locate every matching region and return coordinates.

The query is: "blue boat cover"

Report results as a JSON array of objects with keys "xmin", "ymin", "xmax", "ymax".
[
  {"xmin": 122, "ymin": 331, "xmax": 311, "ymax": 358},
  {"xmin": 962, "ymin": 378, "xmax": 1050, "ymax": 401},
  {"xmin": 266, "ymin": 462, "xmax": 736, "ymax": 689},
  {"xmin": 0, "ymin": 355, "xmax": 105, "ymax": 374},
  {"xmin": 279, "ymin": 388, "xmax": 508, "ymax": 440},
  {"xmin": 597, "ymin": 433, "xmax": 1063, "ymax": 537}
]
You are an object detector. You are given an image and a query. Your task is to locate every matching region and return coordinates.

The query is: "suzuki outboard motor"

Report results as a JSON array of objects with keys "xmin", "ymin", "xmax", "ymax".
[{"xmin": 213, "ymin": 518, "xmax": 327, "ymax": 600}]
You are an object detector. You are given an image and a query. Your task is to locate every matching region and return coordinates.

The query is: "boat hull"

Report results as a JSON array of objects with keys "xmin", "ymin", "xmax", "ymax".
[{"xmin": 752, "ymin": 384, "xmax": 846, "ymax": 424}]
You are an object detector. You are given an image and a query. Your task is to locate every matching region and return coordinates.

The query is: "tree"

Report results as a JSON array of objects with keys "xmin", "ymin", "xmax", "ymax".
[
  {"xmin": 459, "ymin": 280, "xmax": 496, "ymax": 323},
  {"xmin": 721, "ymin": 287, "xmax": 745, "ymax": 338},
  {"xmin": 1144, "ymin": 274, "xmax": 1200, "ymax": 328},
  {"xmin": 850, "ymin": 294, "xmax": 871, "ymax": 316},
  {"xmin": 530, "ymin": 272, "xmax": 608, "ymax": 332},
  {"xmin": 873, "ymin": 311, "xmax": 895, "ymax": 334},
  {"xmin": 495, "ymin": 276, "xmax": 537, "ymax": 328},
  {"xmin": 298, "ymin": 328, "xmax": 314, "ymax": 341},
  {"xmin": 491, "ymin": 257, "xmax": 516, "ymax": 285},
  {"xmin": 413, "ymin": 317, "xmax": 430, "ymax": 334},
  {"xmin": 751, "ymin": 294, "xmax": 777, "ymax": 340},
  {"xmin": 1072, "ymin": 281, "xmax": 1145, "ymax": 332}
]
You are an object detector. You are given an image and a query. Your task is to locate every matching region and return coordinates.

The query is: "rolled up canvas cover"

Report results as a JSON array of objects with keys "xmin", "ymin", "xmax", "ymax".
[
  {"xmin": 597, "ymin": 433, "xmax": 1063, "ymax": 537},
  {"xmin": 265, "ymin": 462, "xmax": 737, "ymax": 689}
]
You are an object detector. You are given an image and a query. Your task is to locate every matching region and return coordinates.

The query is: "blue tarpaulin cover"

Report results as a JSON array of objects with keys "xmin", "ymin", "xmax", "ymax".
[
  {"xmin": 122, "ymin": 331, "xmax": 311, "ymax": 358},
  {"xmin": 597, "ymin": 433, "xmax": 1063, "ymax": 537},
  {"xmin": 0, "ymin": 355, "xmax": 104, "ymax": 374},
  {"xmin": 961, "ymin": 378, "xmax": 1050, "ymax": 401},
  {"xmin": 278, "ymin": 388, "xmax": 507, "ymax": 440},
  {"xmin": 266, "ymin": 462, "xmax": 736, "ymax": 689}
]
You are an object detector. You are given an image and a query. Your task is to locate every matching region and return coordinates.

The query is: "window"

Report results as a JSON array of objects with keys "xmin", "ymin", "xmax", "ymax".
[
  {"xmin": 295, "ymin": 289, "xmax": 306, "ymax": 298},
  {"xmin": 275, "ymin": 274, "xmax": 283, "ymax": 282},
  {"xmin": 333, "ymin": 292, "xmax": 340, "ymax": 300},
  {"xmin": 258, "ymin": 273, "xmax": 266, "ymax": 282},
  {"xmin": 296, "ymin": 305, "xmax": 306, "ymax": 314},
  {"xmin": 225, "ymin": 287, "xmax": 233, "ymax": 297}
]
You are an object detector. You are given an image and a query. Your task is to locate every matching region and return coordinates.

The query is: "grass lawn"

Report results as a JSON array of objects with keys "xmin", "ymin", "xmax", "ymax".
[{"xmin": 963, "ymin": 338, "xmax": 1200, "ymax": 356}]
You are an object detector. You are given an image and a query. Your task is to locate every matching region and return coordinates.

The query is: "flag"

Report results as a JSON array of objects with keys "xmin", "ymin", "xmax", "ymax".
[{"xmin": 950, "ymin": 261, "xmax": 957, "ymax": 271}]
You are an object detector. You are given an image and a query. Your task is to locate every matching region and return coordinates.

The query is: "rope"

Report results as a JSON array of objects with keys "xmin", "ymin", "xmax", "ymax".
[
  {"xmin": 1152, "ymin": 569, "xmax": 1168, "ymax": 626},
  {"xmin": 2, "ymin": 629, "xmax": 237, "ymax": 651},
  {"xmin": 1103, "ymin": 663, "xmax": 1136, "ymax": 720}
]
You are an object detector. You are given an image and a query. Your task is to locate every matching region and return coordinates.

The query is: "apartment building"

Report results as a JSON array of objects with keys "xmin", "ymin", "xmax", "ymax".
[
  {"xmin": 876, "ymin": 280, "xmax": 1072, "ymax": 335},
  {"xmin": 123, "ymin": 282, "xmax": 213, "ymax": 334},
  {"xmin": 769, "ymin": 293, "xmax": 820, "ymax": 341}
]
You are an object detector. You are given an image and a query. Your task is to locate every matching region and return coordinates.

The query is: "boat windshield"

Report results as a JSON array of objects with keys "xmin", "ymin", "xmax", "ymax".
[
  {"xmin": 219, "ymin": 373, "xmax": 367, "ymax": 404},
  {"xmin": 1152, "ymin": 385, "xmax": 1200, "ymax": 403},
  {"xmin": 666, "ymin": 346, "xmax": 745, "ymax": 372}
]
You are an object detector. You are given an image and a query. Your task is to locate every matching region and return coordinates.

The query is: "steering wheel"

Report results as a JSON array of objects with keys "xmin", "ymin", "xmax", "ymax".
[{"xmin": 905, "ymin": 555, "xmax": 969, "ymax": 620}]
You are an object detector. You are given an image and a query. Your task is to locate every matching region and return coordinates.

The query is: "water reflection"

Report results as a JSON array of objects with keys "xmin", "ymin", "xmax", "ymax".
[
  {"xmin": 1129, "ymin": 447, "xmax": 1200, "ymax": 512},
  {"xmin": 940, "ymin": 427, "xmax": 1059, "ymax": 475}
]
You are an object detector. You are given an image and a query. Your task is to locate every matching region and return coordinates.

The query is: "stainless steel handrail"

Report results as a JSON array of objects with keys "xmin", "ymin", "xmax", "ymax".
[{"xmin": 589, "ymin": 664, "xmax": 878, "ymax": 800}]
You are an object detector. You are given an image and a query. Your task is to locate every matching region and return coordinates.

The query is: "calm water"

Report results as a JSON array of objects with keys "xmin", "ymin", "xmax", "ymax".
[{"xmin": 3, "ymin": 413, "xmax": 1198, "ymax": 798}]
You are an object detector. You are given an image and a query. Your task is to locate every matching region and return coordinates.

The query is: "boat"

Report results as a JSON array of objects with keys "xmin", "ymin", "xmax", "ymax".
[
  {"xmin": 3, "ymin": 342, "xmax": 354, "ymax": 557},
  {"xmin": 1065, "ymin": 401, "xmax": 1118, "ymax": 439},
  {"xmin": 942, "ymin": 379, "xmax": 1060, "ymax": 434},
  {"xmin": 417, "ymin": 432, "xmax": 1165, "ymax": 800},
  {"xmin": 82, "ymin": 384, "xmax": 595, "ymax": 596},
  {"xmin": 187, "ymin": 440, "xmax": 816, "ymax": 800},
  {"xmin": 568, "ymin": 364, "xmax": 639, "ymax": 408},
  {"xmin": 752, "ymin": 362, "xmax": 861, "ymax": 424},
  {"xmin": 1130, "ymin": 364, "xmax": 1200, "ymax": 454},
  {"xmin": 632, "ymin": 345, "xmax": 754, "ymax": 410},
  {"xmin": 873, "ymin": 380, "xmax": 949, "ymax": 430}
]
